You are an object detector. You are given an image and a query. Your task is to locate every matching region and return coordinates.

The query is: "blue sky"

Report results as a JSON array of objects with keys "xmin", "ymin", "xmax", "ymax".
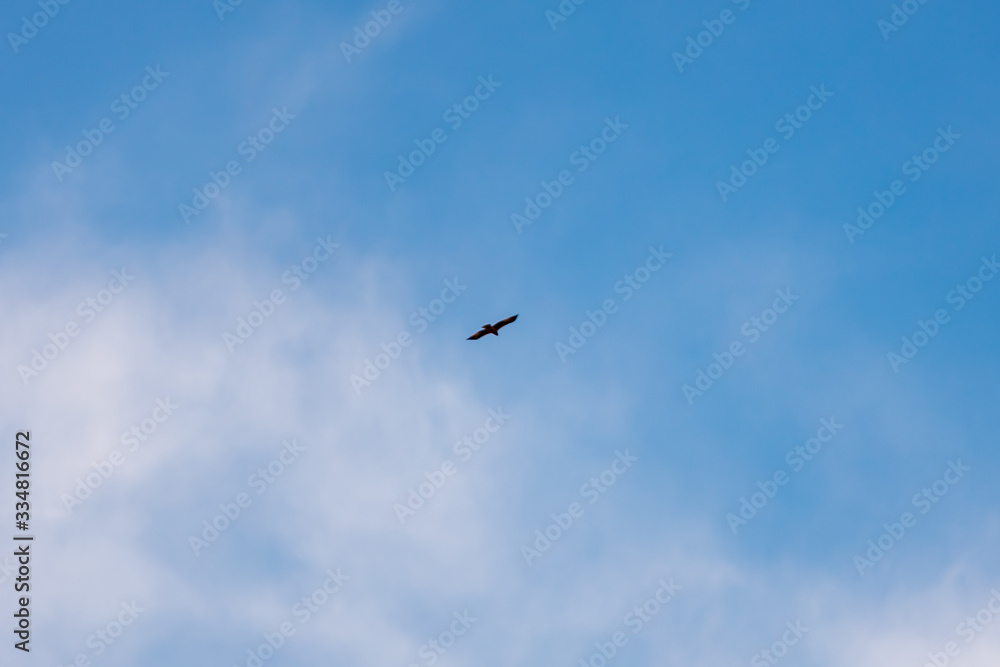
[{"xmin": 2, "ymin": 0, "xmax": 1000, "ymax": 666}]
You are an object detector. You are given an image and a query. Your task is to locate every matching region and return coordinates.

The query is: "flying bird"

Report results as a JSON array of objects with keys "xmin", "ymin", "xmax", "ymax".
[{"xmin": 467, "ymin": 314, "xmax": 518, "ymax": 340}]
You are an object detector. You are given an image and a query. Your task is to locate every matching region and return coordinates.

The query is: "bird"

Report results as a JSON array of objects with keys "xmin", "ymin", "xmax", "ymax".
[{"xmin": 467, "ymin": 314, "xmax": 518, "ymax": 340}]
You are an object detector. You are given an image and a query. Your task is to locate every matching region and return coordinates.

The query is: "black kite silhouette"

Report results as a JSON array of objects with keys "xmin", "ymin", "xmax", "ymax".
[{"xmin": 467, "ymin": 315, "xmax": 518, "ymax": 340}]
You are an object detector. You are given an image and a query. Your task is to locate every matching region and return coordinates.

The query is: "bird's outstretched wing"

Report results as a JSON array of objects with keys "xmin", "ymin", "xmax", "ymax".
[
  {"xmin": 467, "ymin": 329, "xmax": 488, "ymax": 340},
  {"xmin": 493, "ymin": 314, "xmax": 518, "ymax": 330}
]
